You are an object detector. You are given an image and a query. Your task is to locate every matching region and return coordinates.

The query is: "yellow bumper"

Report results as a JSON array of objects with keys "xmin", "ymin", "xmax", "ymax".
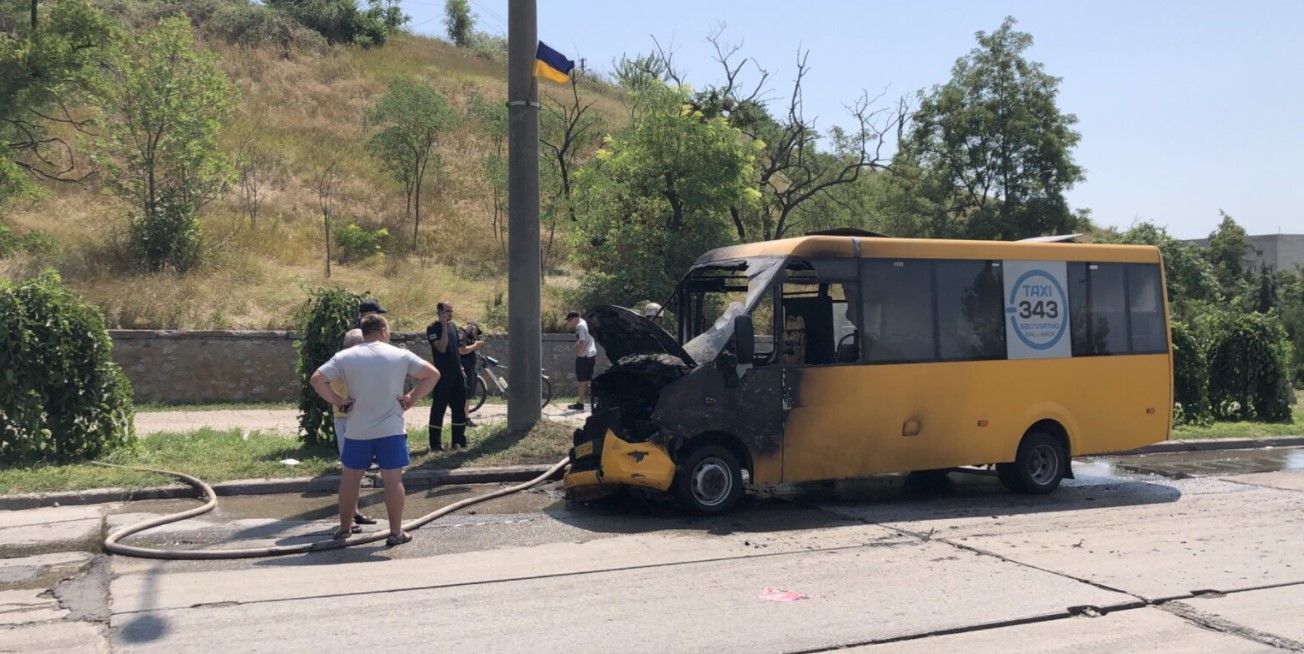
[{"xmin": 563, "ymin": 429, "xmax": 677, "ymax": 494}]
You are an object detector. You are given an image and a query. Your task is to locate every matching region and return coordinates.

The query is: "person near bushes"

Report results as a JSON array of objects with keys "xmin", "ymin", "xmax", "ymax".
[
  {"xmin": 426, "ymin": 301, "xmax": 483, "ymax": 450},
  {"xmin": 567, "ymin": 311, "xmax": 598, "ymax": 412},
  {"xmin": 330, "ymin": 328, "xmax": 377, "ymax": 530},
  {"xmin": 311, "ymin": 314, "xmax": 440, "ymax": 546},
  {"xmin": 358, "ymin": 297, "xmax": 386, "ymax": 323}
]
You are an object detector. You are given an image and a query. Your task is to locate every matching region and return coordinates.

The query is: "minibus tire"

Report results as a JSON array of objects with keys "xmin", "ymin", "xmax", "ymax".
[
  {"xmin": 675, "ymin": 445, "xmax": 744, "ymax": 515},
  {"xmin": 1000, "ymin": 431, "xmax": 1066, "ymax": 494}
]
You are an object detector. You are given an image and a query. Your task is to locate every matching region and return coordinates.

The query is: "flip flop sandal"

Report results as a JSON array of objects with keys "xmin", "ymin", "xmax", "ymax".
[
  {"xmin": 331, "ymin": 525, "xmax": 361, "ymax": 540},
  {"xmin": 385, "ymin": 531, "xmax": 413, "ymax": 547}
]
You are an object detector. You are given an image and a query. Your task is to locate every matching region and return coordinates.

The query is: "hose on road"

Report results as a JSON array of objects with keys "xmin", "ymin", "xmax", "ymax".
[{"xmin": 96, "ymin": 458, "xmax": 570, "ymax": 560}]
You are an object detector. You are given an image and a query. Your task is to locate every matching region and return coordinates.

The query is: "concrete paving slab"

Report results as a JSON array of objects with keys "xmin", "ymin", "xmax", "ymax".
[
  {"xmin": 0, "ymin": 588, "xmax": 66, "ymax": 625},
  {"xmin": 0, "ymin": 506, "xmax": 105, "ymax": 556},
  {"xmin": 0, "ymin": 506, "xmax": 103, "ymax": 530},
  {"xmin": 938, "ymin": 487, "xmax": 1303, "ymax": 601},
  {"xmin": 0, "ymin": 552, "xmax": 93, "ymax": 587},
  {"xmin": 1177, "ymin": 584, "xmax": 1304, "ymax": 644},
  {"xmin": 1225, "ymin": 470, "xmax": 1304, "ymax": 492},
  {"xmin": 108, "ymin": 523, "xmax": 911, "ymax": 610},
  {"xmin": 846, "ymin": 606, "xmax": 1272, "ymax": 653},
  {"xmin": 0, "ymin": 620, "xmax": 106, "ymax": 653},
  {"xmin": 819, "ymin": 473, "xmax": 1304, "ymax": 602},
  {"xmin": 110, "ymin": 537, "xmax": 1131, "ymax": 653}
]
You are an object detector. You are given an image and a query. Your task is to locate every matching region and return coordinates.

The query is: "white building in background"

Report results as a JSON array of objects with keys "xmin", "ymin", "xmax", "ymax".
[{"xmin": 1186, "ymin": 233, "xmax": 1304, "ymax": 272}]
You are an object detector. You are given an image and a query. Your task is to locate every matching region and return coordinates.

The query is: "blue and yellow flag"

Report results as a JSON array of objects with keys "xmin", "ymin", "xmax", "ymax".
[{"xmin": 535, "ymin": 41, "xmax": 574, "ymax": 84}]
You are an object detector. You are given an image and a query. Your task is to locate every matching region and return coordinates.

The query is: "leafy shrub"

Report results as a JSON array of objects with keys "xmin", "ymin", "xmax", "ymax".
[
  {"xmin": 208, "ymin": 2, "xmax": 327, "ymax": 52},
  {"xmin": 0, "ymin": 271, "xmax": 134, "ymax": 463},
  {"xmin": 335, "ymin": 222, "xmax": 388, "ymax": 263},
  {"xmin": 295, "ymin": 286, "xmax": 363, "ymax": 446},
  {"xmin": 1171, "ymin": 322, "xmax": 1211, "ymax": 425},
  {"xmin": 0, "ymin": 224, "xmax": 60, "ymax": 259},
  {"xmin": 1206, "ymin": 312, "xmax": 1295, "ymax": 422},
  {"xmin": 266, "ymin": 0, "xmax": 406, "ymax": 47},
  {"xmin": 481, "ymin": 291, "xmax": 507, "ymax": 332}
]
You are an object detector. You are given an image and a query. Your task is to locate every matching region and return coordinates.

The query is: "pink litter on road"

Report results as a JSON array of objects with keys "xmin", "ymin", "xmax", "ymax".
[{"xmin": 759, "ymin": 587, "xmax": 808, "ymax": 602}]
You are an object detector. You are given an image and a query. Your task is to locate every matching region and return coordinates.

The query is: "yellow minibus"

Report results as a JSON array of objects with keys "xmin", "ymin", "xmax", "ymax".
[{"xmin": 564, "ymin": 233, "xmax": 1173, "ymax": 514}]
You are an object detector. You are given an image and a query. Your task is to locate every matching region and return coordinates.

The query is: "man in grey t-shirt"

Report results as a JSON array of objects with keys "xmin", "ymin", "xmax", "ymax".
[{"xmin": 311, "ymin": 315, "xmax": 440, "ymax": 546}]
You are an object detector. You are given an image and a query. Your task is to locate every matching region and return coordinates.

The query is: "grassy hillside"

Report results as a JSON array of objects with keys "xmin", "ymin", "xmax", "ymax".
[{"xmin": 1, "ymin": 28, "xmax": 624, "ymax": 332}]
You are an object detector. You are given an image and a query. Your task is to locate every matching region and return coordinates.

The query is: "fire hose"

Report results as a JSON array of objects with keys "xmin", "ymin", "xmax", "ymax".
[{"xmin": 96, "ymin": 457, "xmax": 570, "ymax": 560}]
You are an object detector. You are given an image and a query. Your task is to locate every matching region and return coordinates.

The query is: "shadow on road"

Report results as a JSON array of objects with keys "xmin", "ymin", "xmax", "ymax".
[{"xmin": 547, "ymin": 472, "xmax": 1182, "ymax": 537}]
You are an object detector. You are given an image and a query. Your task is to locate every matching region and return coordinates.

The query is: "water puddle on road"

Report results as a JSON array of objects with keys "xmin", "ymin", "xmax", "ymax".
[{"xmin": 1084, "ymin": 446, "xmax": 1304, "ymax": 480}]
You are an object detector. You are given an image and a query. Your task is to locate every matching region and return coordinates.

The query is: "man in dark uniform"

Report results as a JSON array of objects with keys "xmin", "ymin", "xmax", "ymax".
[
  {"xmin": 460, "ymin": 321, "xmax": 484, "ymax": 427},
  {"xmin": 426, "ymin": 301, "xmax": 482, "ymax": 450}
]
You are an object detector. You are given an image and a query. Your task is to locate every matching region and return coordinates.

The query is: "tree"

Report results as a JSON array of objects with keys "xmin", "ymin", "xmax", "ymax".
[
  {"xmin": 235, "ymin": 139, "xmax": 279, "ymax": 231},
  {"xmin": 314, "ymin": 160, "xmax": 339, "ymax": 277},
  {"xmin": 1205, "ymin": 210, "xmax": 1253, "ymax": 296},
  {"xmin": 468, "ymin": 93, "xmax": 507, "ymax": 256},
  {"xmin": 900, "ymin": 17, "xmax": 1086, "ymax": 240},
  {"xmin": 650, "ymin": 29, "xmax": 905, "ymax": 241},
  {"xmin": 1, "ymin": 0, "xmax": 111, "ymax": 211},
  {"xmin": 366, "ymin": 79, "xmax": 455, "ymax": 248},
  {"xmin": 266, "ymin": 0, "xmax": 405, "ymax": 47},
  {"xmin": 443, "ymin": 0, "xmax": 472, "ymax": 47},
  {"xmin": 97, "ymin": 16, "xmax": 236, "ymax": 273},
  {"xmin": 569, "ymin": 83, "xmax": 760, "ymax": 308},
  {"xmin": 541, "ymin": 70, "xmax": 603, "ymax": 267}
]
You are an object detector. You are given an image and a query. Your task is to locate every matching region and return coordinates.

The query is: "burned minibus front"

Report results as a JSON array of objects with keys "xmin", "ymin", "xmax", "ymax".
[{"xmin": 563, "ymin": 256, "xmax": 785, "ymax": 514}]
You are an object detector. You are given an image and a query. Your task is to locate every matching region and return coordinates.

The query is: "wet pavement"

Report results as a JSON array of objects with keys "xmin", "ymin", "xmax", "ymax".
[{"xmin": 3, "ymin": 445, "xmax": 1304, "ymax": 652}]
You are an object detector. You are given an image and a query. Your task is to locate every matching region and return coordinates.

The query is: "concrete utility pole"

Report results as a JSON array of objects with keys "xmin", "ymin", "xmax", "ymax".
[{"xmin": 506, "ymin": 0, "xmax": 542, "ymax": 434}]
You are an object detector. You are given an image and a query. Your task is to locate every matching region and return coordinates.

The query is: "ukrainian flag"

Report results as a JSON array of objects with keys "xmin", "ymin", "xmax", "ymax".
[{"xmin": 535, "ymin": 41, "xmax": 574, "ymax": 84}]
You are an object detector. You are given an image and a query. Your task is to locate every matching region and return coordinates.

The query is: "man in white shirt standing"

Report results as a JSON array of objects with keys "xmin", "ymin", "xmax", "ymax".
[
  {"xmin": 311, "ymin": 314, "xmax": 440, "ymax": 546},
  {"xmin": 566, "ymin": 311, "xmax": 598, "ymax": 412}
]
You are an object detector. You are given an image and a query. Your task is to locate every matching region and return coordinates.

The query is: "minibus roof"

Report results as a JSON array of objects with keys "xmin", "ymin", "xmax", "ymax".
[{"xmin": 694, "ymin": 235, "xmax": 1162, "ymax": 267}]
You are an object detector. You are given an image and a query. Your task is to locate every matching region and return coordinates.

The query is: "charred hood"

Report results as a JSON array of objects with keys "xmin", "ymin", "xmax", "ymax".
[{"xmin": 585, "ymin": 305, "xmax": 695, "ymax": 366}]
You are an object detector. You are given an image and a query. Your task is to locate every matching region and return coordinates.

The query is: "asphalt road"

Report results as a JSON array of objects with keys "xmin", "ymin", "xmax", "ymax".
[{"xmin": 3, "ymin": 446, "xmax": 1303, "ymax": 652}]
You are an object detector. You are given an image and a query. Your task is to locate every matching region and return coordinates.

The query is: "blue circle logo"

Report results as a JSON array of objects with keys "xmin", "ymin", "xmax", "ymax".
[{"xmin": 1006, "ymin": 270, "xmax": 1068, "ymax": 351}]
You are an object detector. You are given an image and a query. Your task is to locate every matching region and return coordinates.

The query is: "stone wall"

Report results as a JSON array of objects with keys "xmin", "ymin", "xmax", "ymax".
[{"xmin": 109, "ymin": 330, "xmax": 608, "ymax": 404}]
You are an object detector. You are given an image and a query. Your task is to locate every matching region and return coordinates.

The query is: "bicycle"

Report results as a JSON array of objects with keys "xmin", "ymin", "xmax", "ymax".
[{"xmin": 467, "ymin": 354, "xmax": 553, "ymax": 413}]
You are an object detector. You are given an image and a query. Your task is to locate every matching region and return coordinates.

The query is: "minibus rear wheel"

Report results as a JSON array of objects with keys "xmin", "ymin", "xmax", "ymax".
[
  {"xmin": 996, "ymin": 431, "xmax": 1066, "ymax": 494},
  {"xmin": 675, "ymin": 445, "xmax": 744, "ymax": 515}
]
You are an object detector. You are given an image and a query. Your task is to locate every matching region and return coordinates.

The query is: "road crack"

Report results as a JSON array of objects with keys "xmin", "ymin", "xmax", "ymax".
[{"xmin": 1158, "ymin": 600, "xmax": 1304, "ymax": 652}]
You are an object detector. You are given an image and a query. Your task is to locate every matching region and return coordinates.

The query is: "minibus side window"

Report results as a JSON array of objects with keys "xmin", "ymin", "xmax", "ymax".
[
  {"xmin": 862, "ymin": 260, "xmax": 936, "ymax": 363},
  {"xmin": 935, "ymin": 260, "xmax": 1006, "ymax": 360},
  {"xmin": 779, "ymin": 261, "xmax": 860, "ymax": 366},
  {"xmin": 1127, "ymin": 264, "xmax": 1168, "ymax": 354},
  {"xmin": 1069, "ymin": 262, "xmax": 1131, "ymax": 356}
]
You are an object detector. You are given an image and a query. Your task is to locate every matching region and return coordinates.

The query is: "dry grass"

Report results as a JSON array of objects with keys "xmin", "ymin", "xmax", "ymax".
[{"xmin": 2, "ymin": 32, "xmax": 623, "ymax": 332}]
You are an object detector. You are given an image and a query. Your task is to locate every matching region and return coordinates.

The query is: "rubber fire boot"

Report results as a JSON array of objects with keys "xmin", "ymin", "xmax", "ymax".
[
  {"xmin": 451, "ymin": 423, "xmax": 467, "ymax": 449},
  {"xmin": 428, "ymin": 426, "xmax": 443, "ymax": 452}
]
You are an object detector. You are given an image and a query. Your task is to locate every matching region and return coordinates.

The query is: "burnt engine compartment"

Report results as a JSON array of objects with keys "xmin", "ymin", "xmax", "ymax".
[{"xmin": 589, "ymin": 353, "xmax": 689, "ymax": 443}]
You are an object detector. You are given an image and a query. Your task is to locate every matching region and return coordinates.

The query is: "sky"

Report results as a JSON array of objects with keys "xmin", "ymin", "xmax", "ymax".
[{"xmin": 400, "ymin": 0, "xmax": 1304, "ymax": 239}]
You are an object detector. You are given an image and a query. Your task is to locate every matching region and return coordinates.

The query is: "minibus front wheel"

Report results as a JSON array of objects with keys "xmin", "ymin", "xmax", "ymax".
[
  {"xmin": 996, "ymin": 431, "xmax": 1067, "ymax": 494},
  {"xmin": 675, "ymin": 445, "xmax": 744, "ymax": 515}
]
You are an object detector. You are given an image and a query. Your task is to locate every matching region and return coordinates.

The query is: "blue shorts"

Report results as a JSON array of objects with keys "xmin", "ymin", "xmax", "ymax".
[{"xmin": 341, "ymin": 435, "xmax": 410, "ymax": 471}]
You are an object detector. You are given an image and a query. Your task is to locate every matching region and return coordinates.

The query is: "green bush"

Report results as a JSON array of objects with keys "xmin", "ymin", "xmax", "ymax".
[
  {"xmin": 1206, "ymin": 312, "xmax": 1295, "ymax": 422},
  {"xmin": 0, "ymin": 224, "xmax": 61, "ymax": 259},
  {"xmin": 265, "ymin": 0, "xmax": 406, "ymax": 47},
  {"xmin": 1171, "ymin": 322, "xmax": 1211, "ymax": 425},
  {"xmin": 0, "ymin": 271, "xmax": 134, "ymax": 463},
  {"xmin": 294, "ymin": 286, "xmax": 363, "ymax": 446},
  {"xmin": 480, "ymin": 291, "xmax": 507, "ymax": 333},
  {"xmin": 335, "ymin": 222, "xmax": 388, "ymax": 263}
]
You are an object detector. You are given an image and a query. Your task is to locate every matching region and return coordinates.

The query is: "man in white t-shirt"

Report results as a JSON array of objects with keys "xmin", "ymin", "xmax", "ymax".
[
  {"xmin": 566, "ymin": 311, "xmax": 598, "ymax": 411},
  {"xmin": 311, "ymin": 315, "xmax": 440, "ymax": 546}
]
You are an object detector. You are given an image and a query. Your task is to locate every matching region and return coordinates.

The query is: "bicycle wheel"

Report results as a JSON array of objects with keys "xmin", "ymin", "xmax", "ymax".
[
  {"xmin": 469, "ymin": 375, "xmax": 488, "ymax": 413},
  {"xmin": 541, "ymin": 377, "xmax": 553, "ymax": 408}
]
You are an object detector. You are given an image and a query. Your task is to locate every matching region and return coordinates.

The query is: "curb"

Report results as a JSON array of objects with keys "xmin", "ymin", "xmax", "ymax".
[
  {"xmin": 1120, "ymin": 436, "xmax": 1304, "ymax": 455},
  {"xmin": 0, "ymin": 464, "xmax": 561, "ymax": 511},
  {"xmin": 2, "ymin": 436, "xmax": 1301, "ymax": 511}
]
